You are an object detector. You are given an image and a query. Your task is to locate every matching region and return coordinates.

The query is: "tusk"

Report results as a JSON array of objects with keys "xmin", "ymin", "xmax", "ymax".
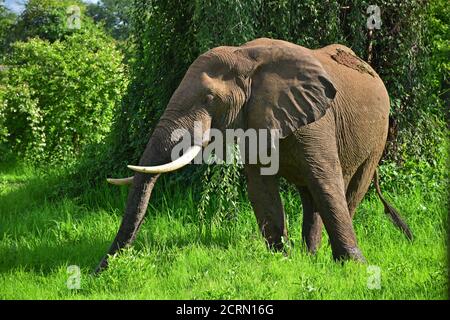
[
  {"xmin": 107, "ymin": 176, "xmax": 134, "ymax": 185},
  {"xmin": 128, "ymin": 145, "xmax": 202, "ymax": 174}
]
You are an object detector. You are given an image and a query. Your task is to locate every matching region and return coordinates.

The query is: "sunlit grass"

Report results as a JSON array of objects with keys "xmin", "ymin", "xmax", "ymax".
[{"xmin": 0, "ymin": 161, "xmax": 447, "ymax": 299}]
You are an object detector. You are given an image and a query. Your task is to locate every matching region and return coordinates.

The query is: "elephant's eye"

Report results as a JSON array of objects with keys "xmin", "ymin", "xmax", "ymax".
[{"xmin": 205, "ymin": 94, "xmax": 214, "ymax": 106}]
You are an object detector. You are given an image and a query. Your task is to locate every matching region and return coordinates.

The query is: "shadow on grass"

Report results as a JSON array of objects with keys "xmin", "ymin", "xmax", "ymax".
[
  {"xmin": 0, "ymin": 162, "xmax": 249, "ymax": 274},
  {"xmin": 0, "ymin": 220, "xmax": 246, "ymax": 275},
  {"xmin": 0, "ymin": 237, "xmax": 112, "ymax": 275}
]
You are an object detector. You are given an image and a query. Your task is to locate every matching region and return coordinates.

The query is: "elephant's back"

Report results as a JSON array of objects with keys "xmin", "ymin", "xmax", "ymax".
[
  {"xmin": 313, "ymin": 44, "xmax": 389, "ymax": 114},
  {"xmin": 313, "ymin": 44, "xmax": 390, "ymax": 179}
]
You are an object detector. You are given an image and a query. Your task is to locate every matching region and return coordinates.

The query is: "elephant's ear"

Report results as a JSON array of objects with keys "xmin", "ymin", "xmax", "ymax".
[{"xmin": 241, "ymin": 45, "xmax": 337, "ymax": 138}]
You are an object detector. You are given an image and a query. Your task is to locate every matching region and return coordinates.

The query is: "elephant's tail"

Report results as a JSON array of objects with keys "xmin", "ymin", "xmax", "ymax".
[{"xmin": 373, "ymin": 169, "xmax": 414, "ymax": 241}]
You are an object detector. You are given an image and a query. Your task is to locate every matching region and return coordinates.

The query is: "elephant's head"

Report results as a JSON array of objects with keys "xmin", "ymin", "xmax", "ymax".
[{"xmin": 96, "ymin": 39, "xmax": 336, "ymax": 272}]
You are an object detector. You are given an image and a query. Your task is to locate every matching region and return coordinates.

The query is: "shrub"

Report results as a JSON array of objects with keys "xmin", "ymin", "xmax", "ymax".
[{"xmin": 0, "ymin": 28, "xmax": 127, "ymax": 163}]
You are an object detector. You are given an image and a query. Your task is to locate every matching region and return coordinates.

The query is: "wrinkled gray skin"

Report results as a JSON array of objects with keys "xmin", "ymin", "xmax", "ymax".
[{"xmin": 95, "ymin": 38, "xmax": 412, "ymax": 273}]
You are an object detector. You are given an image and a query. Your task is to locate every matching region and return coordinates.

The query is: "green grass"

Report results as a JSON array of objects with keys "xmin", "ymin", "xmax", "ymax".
[{"xmin": 0, "ymin": 161, "xmax": 447, "ymax": 299}]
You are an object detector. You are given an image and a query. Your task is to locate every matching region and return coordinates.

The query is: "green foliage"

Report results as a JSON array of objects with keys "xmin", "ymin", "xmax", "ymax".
[
  {"xmin": 198, "ymin": 146, "xmax": 243, "ymax": 230},
  {"xmin": 0, "ymin": 28, "xmax": 127, "ymax": 163},
  {"xmin": 105, "ymin": 0, "xmax": 197, "ymax": 170},
  {"xmin": 367, "ymin": 0, "xmax": 446, "ymax": 169},
  {"xmin": 427, "ymin": 0, "xmax": 449, "ymax": 102},
  {"xmin": 193, "ymin": 0, "xmax": 345, "ymax": 51}
]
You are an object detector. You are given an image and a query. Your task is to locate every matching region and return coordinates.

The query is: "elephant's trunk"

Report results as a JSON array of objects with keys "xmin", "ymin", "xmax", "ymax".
[
  {"xmin": 95, "ymin": 125, "xmax": 173, "ymax": 273},
  {"xmin": 95, "ymin": 115, "xmax": 210, "ymax": 273},
  {"xmin": 95, "ymin": 172, "xmax": 159, "ymax": 273}
]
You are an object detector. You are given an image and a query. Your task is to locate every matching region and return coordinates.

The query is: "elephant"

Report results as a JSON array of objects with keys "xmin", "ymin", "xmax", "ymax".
[{"xmin": 95, "ymin": 38, "xmax": 412, "ymax": 273}]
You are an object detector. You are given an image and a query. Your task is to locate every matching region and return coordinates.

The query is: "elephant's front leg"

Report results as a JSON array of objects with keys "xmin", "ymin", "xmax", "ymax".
[{"xmin": 245, "ymin": 165, "xmax": 288, "ymax": 251}]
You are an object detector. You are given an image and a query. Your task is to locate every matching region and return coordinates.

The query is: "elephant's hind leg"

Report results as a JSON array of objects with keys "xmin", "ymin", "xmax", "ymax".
[
  {"xmin": 298, "ymin": 186, "xmax": 323, "ymax": 254},
  {"xmin": 296, "ymin": 127, "xmax": 365, "ymax": 262},
  {"xmin": 245, "ymin": 165, "xmax": 288, "ymax": 251}
]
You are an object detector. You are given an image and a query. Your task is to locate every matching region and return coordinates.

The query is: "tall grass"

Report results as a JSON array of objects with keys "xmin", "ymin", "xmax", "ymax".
[{"xmin": 0, "ymin": 161, "xmax": 447, "ymax": 299}]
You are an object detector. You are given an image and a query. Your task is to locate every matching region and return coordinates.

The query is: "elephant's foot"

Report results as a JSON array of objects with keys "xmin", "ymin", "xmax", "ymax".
[
  {"xmin": 266, "ymin": 236, "xmax": 288, "ymax": 253},
  {"xmin": 333, "ymin": 246, "xmax": 366, "ymax": 263},
  {"xmin": 263, "ymin": 227, "xmax": 289, "ymax": 253}
]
